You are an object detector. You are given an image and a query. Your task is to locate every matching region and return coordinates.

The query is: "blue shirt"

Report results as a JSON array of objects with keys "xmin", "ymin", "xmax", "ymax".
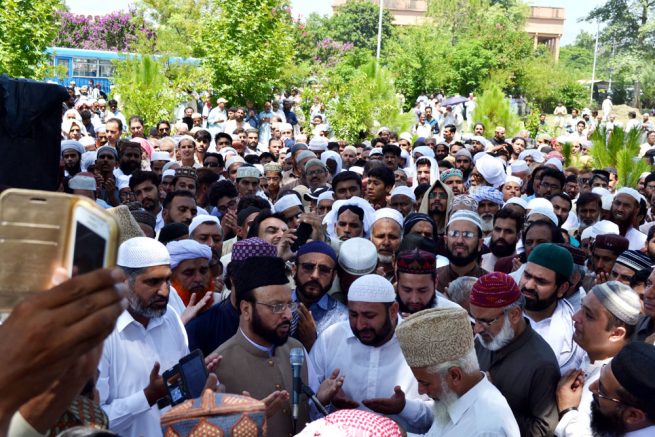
[
  {"xmin": 290, "ymin": 290, "xmax": 348, "ymax": 340},
  {"xmin": 185, "ymin": 298, "xmax": 240, "ymax": 357}
]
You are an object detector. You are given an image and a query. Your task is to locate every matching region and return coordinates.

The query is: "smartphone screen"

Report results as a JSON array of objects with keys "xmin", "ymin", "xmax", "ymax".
[
  {"xmin": 72, "ymin": 222, "xmax": 107, "ymax": 276},
  {"xmin": 180, "ymin": 352, "xmax": 208, "ymax": 399}
]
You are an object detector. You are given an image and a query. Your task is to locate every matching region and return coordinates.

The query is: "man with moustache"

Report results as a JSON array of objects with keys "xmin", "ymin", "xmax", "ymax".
[
  {"xmin": 289, "ymin": 241, "xmax": 347, "ymax": 351},
  {"xmin": 396, "ymin": 308, "xmax": 520, "ymax": 436},
  {"xmin": 214, "ymin": 255, "xmax": 309, "ymax": 436},
  {"xmin": 520, "ymin": 244, "xmax": 584, "ymax": 374},
  {"xmin": 481, "ymin": 208, "xmax": 524, "ymax": 272},
  {"xmin": 309, "ymin": 274, "xmax": 434, "ymax": 434},
  {"xmin": 395, "ymin": 249, "xmax": 462, "ymax": 315},
  {"xmin": 370, "ymin": 208, "xmax": 404, "ymax": 281},
  {"xmin": 470, "ymin": 272, "xmax": 560, "ymax": 436},
  {"xmin": 113, "ymin": 140, "xmax": 142, "ymax": 178},
  {"xmin": 588, "ymin": 343, "xmax": 655, "ymax": 437},
  {"xmin": 166, "ymin": 239, "xmax": 213, "ymax": 316},
  {"xmin": 471, "ymin": 186, "xmax": 504, "ymax": 236},
  {"xmin": 610, "ymin": 188, "xmax": 647, "ymax": 250},
  {"xmin": 436, "ymin": 210, "xmax": 488, "ymax": 293},
  {"xmin": 162, "ymin": 191, "xmax": 198, "ymax": 228},
  {"xmin": 129, "ymin": 171, "xmax": 163, "ymax": 231},
  {"xmin": 98, "ymin": 237, "xmax": 189, "ymax": 437}
]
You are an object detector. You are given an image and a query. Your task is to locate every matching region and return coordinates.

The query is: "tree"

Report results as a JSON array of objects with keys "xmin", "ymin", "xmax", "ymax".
[
  {"xmin": 195, "ymin": 0, "xmax": 295, "ymax": 104},
  {"xmin": 0, "ymin": 0, "xmax": 61, "ymax": 78},
  {"xmin": 329, "ymin": 0, "xmax": 394, "ymax": 53},
  {"xmin": 589, "ymin": 126, "xmax": 650, "ymax": 188},
  {"xmin": 471, "ymin": 82, "xmax": 522, "ymax": 136}
]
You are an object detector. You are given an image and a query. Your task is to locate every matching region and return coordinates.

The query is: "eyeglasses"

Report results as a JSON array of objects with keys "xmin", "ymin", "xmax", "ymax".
[
  {"xmin": 447, "ymin": 230, "xmax": 476, "ymax": 240},
  {"xmin": 306, "ymin": 169, "xmax": 326, "ymax": 177},
  {"xmin": 428, "ymin": 191, "xmax": 448, "ymax": 200},
  {"xmin": 595, "ymin": 365, "xmax": 631, "ymax": 405},
  {"xmin": 254, "ymin": 301, "xmax": 298, "ymax": 314},
  {"xmin": 217, "ymin": 199, "xmax": 237, "ymax": 214},
  {"xmin": 299, "ymin": 262, "xmax": 333, "ymax": 276},
  {"xmin": 471, "ymin": 312, "xmax": 505, "ymax": 328}
]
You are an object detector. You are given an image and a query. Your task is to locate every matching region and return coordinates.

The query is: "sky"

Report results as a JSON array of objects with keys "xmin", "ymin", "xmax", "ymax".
[{"xmin": 64, "ymin": 0, "xmax": 604, "ymax": 46}]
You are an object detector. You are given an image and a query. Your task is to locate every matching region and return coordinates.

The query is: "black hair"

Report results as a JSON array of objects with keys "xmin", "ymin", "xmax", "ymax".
[
  {"xmin": 259, "ymin": 152, "xmax": 275, "ymax": 162},
  {"xmin": 548, "ymin": 192, "xmax": 572, "ymax": 210},
  {"xmin": 197, "ymin": 168, "xmax": 220, "ymax": 187},
  {"xmin": 214, "ymin": 132, "xmax": 232, "ymax": 144},
  {"xmin": 128, "ymin": 115, "xmax": 144, "ymax": 126},
  {"xmin": 630, "ymin": 267, "xmax": 653, "ymax": 288},
  {"xmin": 117, "ymin": 139, "xmax": 141, "ymax": 157},
  {"xmin": 244, "ymin": 154, "xmax": 260, "ymax": 164},
  {"xmin": 208, "ymin": 180, "xmax": 238, "ymax": 207},
  {"xmin": 246, "ymin": 209, "xmax": 287, "ymax": 238},
  {"xmin": 162, "ymin": 190, "xmax": 195, "ymax": 209},
  {"xmin": 367, "ymin": 165, "xmax": 395, "ymax": 188},
  {"xmin": 237, "ymin": 195, "xmax": 271, "ymax": 213},
  {"xmin": 129, "ymin": 170, "xmax": 159, "ymax": 191},
  {"xmin": 437, "ymin": 160, "xmax": 453, "ymax": 169},
  {"xmin": 540, "ymin": 167, "xmax": 566, "ymax": 189},
  {"xmin": 414, "ymin": 183, "xmax": 431, "ymax": 199},
  {"xmin": 444, "ymin": 124, "xmax": 456, "ymax": 132},
  {"xmin": 157, "ymin": 120, "xmax": 170, "ymax": 129},
  {"xmin": 194, "ymin": 129, "xmax": 212, "ymax": 144},
  {"xmin": 645, "ymin": 172, "xmax": 655, "ymax": 185},
  {"xmin": 522, "ymin": 220, "xmax": 564, "ymax": 246},
  {"xmin": 576, "ymin": 191, "xmax": 602, "ymax": 210},
  {"xmin": 337, "ymin": 204, "xmax": 364, "ymax": 221},
  {"xmin": 203, "ymin": 152, "xmax": 224, "ymax": 167},
  {"xmin": 382, "ymin": 144, "xmax": 401, "ymax": 157},
  {"xmin": 331, "ymin": 171, "xmax": 362, "ymax": 191},
  {"xmin": 493, "ymin": 207, "xmax": 525, "ymax": 234},
  {"xmin": 106, "ymin": 117, "xmax": 123, "ymax": 131}
]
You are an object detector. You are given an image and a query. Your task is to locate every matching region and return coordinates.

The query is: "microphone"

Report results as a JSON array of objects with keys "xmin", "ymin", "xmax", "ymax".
[
  {"xmin": 302, "ymin": 383, "xmax": 329, "ymax": 416},
  {"xmin": 290, "ymin": 347, "xmax": 304, "ymax": 424}
]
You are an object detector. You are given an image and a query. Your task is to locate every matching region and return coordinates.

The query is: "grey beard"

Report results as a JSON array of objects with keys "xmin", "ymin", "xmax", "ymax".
[
  {"xmin": 476, "ymin": 316, "xmax": 515, "ymax": 351},
  {"xmin": 378, "ymin": 254, "xmax": 393, "ymax": 264},
  {"xmin": 127, "ymin": 293, "xmax": 166, "ymax": 319},
  {"xmin": 431, "ymin": 382, "xmax": 460, "ymax": 428},
  {"xmin": 480, "ymin": 214, "xmax": 494, "ymax": 233}
]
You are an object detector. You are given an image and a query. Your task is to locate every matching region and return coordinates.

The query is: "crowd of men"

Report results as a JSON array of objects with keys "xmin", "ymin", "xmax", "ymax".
[{"xmin": 4, "ymin": 87, "xmax": 655, "ymax": 437}]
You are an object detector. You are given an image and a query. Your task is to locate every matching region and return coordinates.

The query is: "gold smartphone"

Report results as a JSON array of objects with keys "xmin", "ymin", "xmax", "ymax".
[{"xmin": 0, "ymin": 189, "xmax": 118, "ymax": 311}]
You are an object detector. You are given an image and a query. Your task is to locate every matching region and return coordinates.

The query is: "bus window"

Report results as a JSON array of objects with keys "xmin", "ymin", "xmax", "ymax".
[
  {"xmin": 73, "ymin": 58, "xmax": 98, "ymax": 77},
  {"xmin": 56, "ymin": 58, "xmax": 70, "ymax": 77},
  {"xmin": 98, "ymin": 60, "xmax": 115, "ymax": 79}
]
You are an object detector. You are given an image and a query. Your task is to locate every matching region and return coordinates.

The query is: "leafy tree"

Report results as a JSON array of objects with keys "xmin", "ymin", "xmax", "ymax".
[
  {"xmin": 329, "ymin": 0, "xmax": 394, "ymax": 53},
  {"xmin": 471, "ymin": 82, "xmax": 522, "ymax": 136},
  {"xmin": 589, "ymin": 126, "xmax": 650, "ymax": 188},
  {"xmin": 0, "ymin": 0, "xmax": 62, "ymax": 78},
  {"xmin": 195, "ymin": 0, "xmax": 295, "ymax": 104}
]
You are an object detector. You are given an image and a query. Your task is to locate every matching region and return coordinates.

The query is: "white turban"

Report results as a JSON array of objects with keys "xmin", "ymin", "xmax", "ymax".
[
  {"xmin": 504, "ymin": 175, "xmax": 523, "ymax": 187},
  {"xmin": 322, "ymin": 196, "xmax": 376, "ymax": 240},
  {"xmin": 81, "ymin": 151, "xmax": 97, "ymax": 172},
  {"xmin": 412, "ymin": 146, "xmax": 434, "ymax": 159},
  {"xmin": 166, "ymin": 239, "xmax": 212, "ymax": 270},
  {"xmin": 475, "ymin": 155, "xmax": 506, "ymax": 188},
  {"xmin": 118, "ymin": 237, "xmax": 170, "ymax": 268},
  {"xmin": 321, "ymin": 150, "xmax": 343, "ymax": 174},
  {"xmin": 273, "ymin": 193, "xmax": 303, "ymax": 214},
  {"xmin": 117, "ymin": 175, "xmax": 131, "ymax": 191}
]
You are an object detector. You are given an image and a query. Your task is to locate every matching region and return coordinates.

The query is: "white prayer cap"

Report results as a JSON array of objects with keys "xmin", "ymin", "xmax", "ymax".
[
  {"xmin": 189, "ymin": 214, "xmax": 221, "ymax": 236},
  {"xmin": 615, "ymin": 187, "xmax": 643, "ymax": 204},
  {"xmin": 505, "ymin": 197, "xmax": 528, "ymax": 209},
  {"xmin": 254, "ymin": 164, "xmax": 264, "ymax": 175},
  {"xmin": 309, "ymin": 136, "xmax": 328, "ymax": 151},
  {"xmin": 591, "ymin": 220, "xmax": 620, "ymax": 236},
  {"xmin": 68, "ymin": 174, "xmax": 96, "ymax": 191},
  {"xmin": 370, "ymin": 147, "xmax": 383, "ymax": 156},
  {"xmin": 377, "ymin": 126, "xmax": 390, "ymax": 134},
  {"xmin": 390, "ymin": 186, "xmax": 416, "ymax": 202},
  {"xmin": 592, "ymin": 187, "xmax": 612, "ymax": 197},
  {"xmin": 528, "ymin": 206, "xmax": 558, "ymax": 226},
  {"xmin": 545, "ymin": 157, "xmax": 563, "ymax": 172},
  {"xmin": 399, "ymin": 132, "xmax": 412, "ymax": 142},
  {"xmin": 166, "ymin": 239, "xmax": 212, "ymax": 270},
  {"xmin": 79, "ymin": 136, "xmax": 96, "ymax": 148},
  {"xmin": 236, "ymin": 165, "xmax": 261, "ymax": 180},
  {"xmin": 225, "ymin": 155, "xmax": 246, "ymax": 169},
  {"xmin": 472, "ymin": 151, "xmax": 488, "ymax": 165},
  {"xmin": 373, "ymin": 207, "xmax": 404, "ymax": 229},
  {"xmin": 640, "ymin": 172, "xmax": 651, "ymax": 180},
  {"xmin": 348, "ymin": 274, "xmax": 396, "ymax": 303},
  {"xmin": 447, "ymin": 210, "xmax": 482, "ymax": 230},
  {"xmin": 117, "ymin": 175, "xmax": 131, "ymax": 191},
  {"xmin": 602, "ymin": 195, "xmax": 614, "ymax": 211},
  {"xmin": 279, "ymin": 122, "xmax": 293, "ymax": 131},
  {"xmin": 317, "ymin": 190, "xmax": 334, "ymax": 203},
  {"xmin": 510, "ymin": 160, "xmax": 529, "ymax": 174},
  {"xmin": 80, "ymin": 152, "xmax": 97, "ymax": 172},
  {"xmin": 191, "ymin": 112, "xmax": 202, "ymax": 119},
  {"xmin": 526, "ymin": 197, "xmax": 553, "ymax": 211},
  {"xmin": 412, "ymin": 146, "xmax": 434, "ymax": 159},
  {"xmin": 273, "ymin": 193, "xmax": 303, "ymax": 214},
  {"xmin": 162, "ymin": 169, "xmax": 176, "ymax": 178},
  {"xmin": 504, "ymin": 175, "xmax": 522, "ymax": 187},
  {"xmin": 152, "ymin": 151, "xmax": 171, "ymax": 162},
  {"xmin": 519, "ymin": 149, "xmax": 545, "ymax": 163},
  {"xmin": 61, "ymin": 140, "xmax": 85, "ymax": 156},
  {"xmin": 118, "ymin": 237, "xmax": 170, "ymax": 268},
  {"xmin": 475, "ymin": 154, "xmax": 506, "ymax": 188},
  {"xmin": 343, "ymin": 145, "xmax": 357, "ymax": 154},
  {"xmin": 350, "ymin": 166, "xmax": 364, "ymax": 176},
  {"xmin": 338, "ymin": 238, "xmax": 378, "ymax": 275}
]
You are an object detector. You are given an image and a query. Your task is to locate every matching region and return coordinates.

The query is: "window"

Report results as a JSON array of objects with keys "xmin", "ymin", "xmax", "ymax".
[
  {"xmin": 56, "ymin": 58, "xmax": 69, "ymax": 77},
  {"xmin": 98, "ymin": 60, "xmax": 114, "ymax": 78},
  {"xmin": 73, "ymin": 58, "xmax": 98, "ymax": 77}
]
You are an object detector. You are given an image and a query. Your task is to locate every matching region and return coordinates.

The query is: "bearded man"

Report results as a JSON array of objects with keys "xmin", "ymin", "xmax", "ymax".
[{"xmin": 481, "ymin": 208, "xmax": 523, "ymax": 272}]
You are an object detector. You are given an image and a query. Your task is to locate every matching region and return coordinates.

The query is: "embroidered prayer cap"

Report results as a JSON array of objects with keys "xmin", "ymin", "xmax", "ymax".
[
  {"xmin": 348, "ymin": 274, "xmax": 396, "ymax": 303},
  {"xmin": 373, "ymin": 207, "xmax": 404, "ymax": 229},
  {"xmin": 263, "ymin": 162, "xmax": 282, "ymax": 174},
  {"xmin": 160, "ymin": 390, "xmax": 266, "ymax": 437},
  {"xmin": 470, "ymin": 272, "xmax": 521, "ymax": 308},
  {"xmin": 611, "ymin": 342, "xmax": 655, "ymax": 403},
  {"xmin": 555, "ymin": 243, "xmax": 587, "ymax": 266},
  {"xmin": 167, "ymin": 239, "xmax": 212, "ymax": 269},
  {"xmin": 450, "ymin": 195, "xmax": 478, "ymax": 212},
  {"xmin": 61, "ymin": 140, "xmax": 85, "ymax": 156},
  {"xmin": 189, "ymin": 214, "xmax": 221, "ymax": 236},
  {"xmin": 594, "ymin": 234, "xmax": 629, "ymax": 255},
  {"xmin": 591, "ymin": 281, "xmax": 642, "ymax": 325},
  {"xmin": 231, "ymin": 237, "xmax": 278, "ymax": 262},
  {"xmin": 118, "ymin": 236, "xmax": 170, "ymax": 268},
  {"xmin": 447, "ymin": 210, "xmax": 482, "ymax": 230},
  {"xmin": 396, "ymin": 249, "xmax": 435, "ymax": 275},
  {"xmin": 273, "ymin": 193, "xmax": 302, "ymax": 213},
  {"xmin": 338, "ymin": 238, "xmax": 378, "ymax": 275},
  {"xmin": 615, "ymin": 250, "xmax": 653, "ymax": 272},
  {"xmin": 107, "ymin": 205, "xmax": 146, "ymax": 244},
  {"xmin": 440, "ymin": 168, "xmax": 463, "ymax": 183},
  {"xmin": 390, "ymin": 186, "xmax": 416, "ymax": 202},
  {"xmin": 225, "ymin": 155, "xmax": 246, "ymax": 169},
  {"xmin": 397, "ymin": 307, "xmax": 473, "ymax": 368},
  {"xmin": 471, "ymin": 186, "xmax": 504, "ymax": 206},
  {"xmin": 527, "ymin": 243, "xmax": 573, "ymax": 279},
  {"xmin": 175, "ymin": 166, "xmax": 198, "ymax": 180},
  {"xmin": 235, "ymin": 165, "xmax": 261, "ymax": 180},
  {"xmin": 130, "ymin": 208, "xmax": 156, "ymax": 230},
  {"xmin": 296, "ymin": 409, "xmax": 402, "ymax": 437}
]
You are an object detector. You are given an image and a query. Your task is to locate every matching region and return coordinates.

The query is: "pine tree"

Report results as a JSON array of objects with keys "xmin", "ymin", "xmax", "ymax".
[{"xmin": 471, "ymin": 82, "xmax": 522, "ymax": 136}]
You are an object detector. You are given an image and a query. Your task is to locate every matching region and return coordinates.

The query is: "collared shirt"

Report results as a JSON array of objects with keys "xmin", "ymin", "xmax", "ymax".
[
  {"xmin": 436, "ymin": 264, "xmax": 488, "ymax": 294},
  {"xmin": 526, "ymin": 299, "xmax": 585, "ymax": 374},
  {"xmin": 309, "ymin": 320, "xmax": 433, "ymax": 434},
  {"xmin": 555, "ymin": 354, "xmax": 612, "ymax": 437},
  {"xmin": 98, "ymin": 307, "xmax": 189, "ymax": 437},
  {"xmin": 417, "ymin": 375, "xmax": 520, "ymax": 437},
  {"xmin": 626, "ymin": 425, "xmax": 655, "ymax": 436},
  {"xmin": 290, "ymin": 290, "xmax": 348, "ymax": 340}
]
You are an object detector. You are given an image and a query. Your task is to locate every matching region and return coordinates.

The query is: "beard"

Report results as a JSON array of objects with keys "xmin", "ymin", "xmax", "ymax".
[
  {"xmin": 578, "ymin": 218, "xmax": 598, "ymax": 234},
  {"xmin": 590, "ymin": 395, "xmax": 628, "ymax": 437},
  {"xmin": 490, "ymin": 238, "xmax": 517, "ymax": 258},
  {"xmin": 480, "ymin": 214, "xmax": 494, "ymax": 233},
  {"xmin": 120, "ymin": 160, "xmax": 140, "ymax": 175},
  {"xmin": 446, "ymin": 245, "xmax": 480, "ymax": 267},
  {"xmin": 351, "ymin": 312, "xmax": 393, "ymax": 347},
  {"xmin": 295, "ymin": 274, "xmax": 331, "ymax": 305},
  {"xmin": 431, "ymin": 381, "xmax": 460, "ymax": 428},
  {"xmin": 476, "ymin": 315, "xmax": 515, "ymax": 351},
  {"xmin": 378, "ymin": 254, "xmax": 393, "ymax": 264},
  {"xmin": 522, "ymin": 286, "xmax": 559, "ymax": 312},
  {"xmin": 397, "ymin": 293, "xmax": 436, "ymax": 315},
  {"xmin": 127, "ymin": 289, "xmax": 168, "ymax": 319},
  {"xmin": 251, "ymin": 305, "xmax": 290, "ymax": 346}
]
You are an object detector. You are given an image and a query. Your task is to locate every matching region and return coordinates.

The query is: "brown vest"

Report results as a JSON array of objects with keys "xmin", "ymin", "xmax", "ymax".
[{"xmin": 215, "ymin": 330, "xmax": 309, "ymax": 436}]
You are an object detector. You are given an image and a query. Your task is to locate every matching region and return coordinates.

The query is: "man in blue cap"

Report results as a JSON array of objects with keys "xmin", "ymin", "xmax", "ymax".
[{"xmin": 291, "ymin": 241, "xmax": 347, "ymax": 351}]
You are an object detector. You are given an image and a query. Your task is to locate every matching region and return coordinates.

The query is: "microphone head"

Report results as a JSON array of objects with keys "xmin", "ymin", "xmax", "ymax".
[{"xmin": 290, "ymin": 347, "xmax": 304, "ymax": 366}]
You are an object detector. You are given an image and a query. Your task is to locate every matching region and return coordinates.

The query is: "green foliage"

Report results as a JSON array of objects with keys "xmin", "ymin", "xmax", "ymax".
[
  {"xmin": 589, "ymin": 126, "xmax": 650, "ymax": 188},
  {"xmin": 0, "ymin": 0, "xmax": 62, "ymax": 79},
  {"xmin": 112, "ymin": 55, "xmax": 210, "ymax": 127},
  {"xmin": 471, "ymin": 82, "xmax": 522, "ymax": 136},
  {"xmin": 329, "ymin": 0, "xmax": 394, "ymax": 53},
  {"xmin": 196, "ymin": 0, "xmax": 295, "ymax": 104}
]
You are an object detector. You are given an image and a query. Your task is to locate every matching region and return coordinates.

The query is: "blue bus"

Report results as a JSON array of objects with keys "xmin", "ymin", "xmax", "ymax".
[{"xmin": 46, "ymin": 47, "xmax": 198, "ymax": 95}]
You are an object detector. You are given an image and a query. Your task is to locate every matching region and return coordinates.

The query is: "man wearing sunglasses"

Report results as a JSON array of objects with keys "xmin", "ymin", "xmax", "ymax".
[
  {"xmin": 554, "ymin": 281, "xmax": 641, "ymax": 436},
  {"xmin": 290, "ymin": 241, "xmax": 347, "ymax": 352}
]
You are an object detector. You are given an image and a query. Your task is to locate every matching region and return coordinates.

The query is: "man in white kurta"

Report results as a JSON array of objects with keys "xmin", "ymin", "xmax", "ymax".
[
  {"xmin": 98, "ymin": 237, "xmax": 189, "ymax": 437},
  {"xmin": 309, "ymin": 274, "xmax": 433, "ymax": 434}
]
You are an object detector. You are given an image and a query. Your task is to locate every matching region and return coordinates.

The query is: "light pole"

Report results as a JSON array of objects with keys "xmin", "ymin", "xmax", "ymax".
[
  {"xmin": 590, "ymin": 20, "xmax": 599, "ymax": 104},
  {"xmin": 376, "ymin": 0, "xmax": 384, "ymax": 66}
]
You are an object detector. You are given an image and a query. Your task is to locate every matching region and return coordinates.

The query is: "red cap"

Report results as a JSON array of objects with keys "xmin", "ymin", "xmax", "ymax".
[{"xmin": 470, "ymin": 272, "xmax": 520, "ymax": 308}]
